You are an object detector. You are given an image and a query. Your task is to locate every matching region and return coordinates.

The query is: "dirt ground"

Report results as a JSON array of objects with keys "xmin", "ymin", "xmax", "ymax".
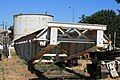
[
  {"xmin": 0, "ymin": 52, "xmax": 120, "ymax": 80},
  {"xmin": 0, "ymin": 55, "xmax": 37, "ymax": 80}
]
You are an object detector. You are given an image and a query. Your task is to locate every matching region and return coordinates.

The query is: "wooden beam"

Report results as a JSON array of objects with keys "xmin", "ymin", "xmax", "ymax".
[
  {"xmin": 59, "ymin": 46, "xmax": 98, "ymax": 62},
  {"xmin": 29, "ymin": 44, "xmax": 57, "ymax": 63}
]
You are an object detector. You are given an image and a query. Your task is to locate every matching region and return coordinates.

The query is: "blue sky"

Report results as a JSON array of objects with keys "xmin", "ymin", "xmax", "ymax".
[{"xmin": 0, "ymin": 0, "xmax": 119, "ymax": 26}]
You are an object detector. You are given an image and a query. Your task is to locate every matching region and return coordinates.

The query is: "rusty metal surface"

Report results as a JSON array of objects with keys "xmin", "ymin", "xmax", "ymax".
[
  {"xmin": 29, "ymin": 44, "xmax": 57, "ymax": 63},
  {"xmin": 14, "ymin": 41, "xmax": 42, "ymax": 62},
  {"xmin": 14, "ymin": 29, "xmax": 43, "ymax": 42}
]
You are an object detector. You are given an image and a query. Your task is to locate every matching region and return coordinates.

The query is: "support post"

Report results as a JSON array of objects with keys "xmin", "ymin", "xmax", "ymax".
[
  {"xmin": 113, "ymin": 32, "xmax": 116, "ymax": 49},
  {"xmin": 97, "ymin": 30, "xmax": 103, "ymax": 47},
  {"xmin": 50, "ymin": 27, "xmax": 58, "ymax": 45}
]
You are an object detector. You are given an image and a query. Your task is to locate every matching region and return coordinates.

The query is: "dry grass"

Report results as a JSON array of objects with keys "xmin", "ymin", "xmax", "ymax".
[{"xmin": 0, "ymin": 51, "xmax": 37, "ymax": 80}]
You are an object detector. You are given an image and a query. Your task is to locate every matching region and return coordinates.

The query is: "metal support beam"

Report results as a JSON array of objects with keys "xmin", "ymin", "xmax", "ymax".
[
  {"xmin": 48, "ymin": 22, "xmax": 107, "ymax": 30},
  {"xmin": 97, "ymin": 30, "xmax": 104, "ymax": 47},
  {"xmin": 57, "ymin": 38, "xmax": 95, "ymax": 44},
  {"xmin": 58, "ymin": 28, "xmax": 71, "ymax": 38},
  {"xmin": 50, "ymin": 27, "xmax": 58, "ymax": 45},
  {"xmin": 36, "ymin": 28, "xmax": 48, "ymax": 38}
]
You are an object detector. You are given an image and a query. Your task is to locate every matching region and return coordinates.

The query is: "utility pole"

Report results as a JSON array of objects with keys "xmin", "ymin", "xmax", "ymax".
[
  {"xmin": 113, "ymin": 32, "xmax": 116, "ymax": 49},
  {"xmin": 72, "ymin": 7, "xmax": 74, "ymax": 23},
  {"xmin": 1, "ymin": 21, "xmax": 8, "ymax": 30},
  {"xmin": 3, "ymin": 21, "xmax": 5, "ymax": 30},
  {"xmin": 0, "ymin": 21, "xmax": 11, "ymax": 58},
  {"xmin": 0, "ymin": 21, "xmax": 5, "ymax": 30},
  {"xmin": 5, "ymin": 22, "xmax": 7, "ymax": 30}
]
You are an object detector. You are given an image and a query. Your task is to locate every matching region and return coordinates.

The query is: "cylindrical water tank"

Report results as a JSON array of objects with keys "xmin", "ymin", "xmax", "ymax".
[{"xmin": 13, "ymin": 14, "xmax": 54, "ymax": 40}]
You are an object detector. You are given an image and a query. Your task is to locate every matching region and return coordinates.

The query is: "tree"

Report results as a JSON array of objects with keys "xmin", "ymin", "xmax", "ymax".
[
  {"xmin": 79, "ymin": 9, "xmax": 120, "ymax": 47},
  {"xmin": 115, "ymin": 0, "xmax": 120, "ymax": 4},
  {"xmin": 8, "ymin": 26, "xmax": 14, "ymax": 41}
]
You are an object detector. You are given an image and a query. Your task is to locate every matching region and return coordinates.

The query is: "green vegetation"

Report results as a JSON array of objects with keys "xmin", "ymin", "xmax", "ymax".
[
  {"xmin": 80, "ymin": 9, "xmax": 120, "ymax": 47},
  {"xmin": 115, "ymin": 0, "xmax": 120, "ymax": 4},
  {"xmin": 35, "ymin": 62, "xmax": 63, "ymax": 73}
]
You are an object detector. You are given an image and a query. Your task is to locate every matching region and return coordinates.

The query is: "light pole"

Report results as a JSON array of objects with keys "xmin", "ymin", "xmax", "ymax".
[{"xmin": 69, "ymin": 6, "xmax": 75, "ymax": 23}]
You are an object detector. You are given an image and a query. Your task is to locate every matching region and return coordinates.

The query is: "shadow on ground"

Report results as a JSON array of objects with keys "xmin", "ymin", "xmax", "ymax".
[{"xmin": 28, "ymin": 63, "xmax": 91, "ymax": 80}]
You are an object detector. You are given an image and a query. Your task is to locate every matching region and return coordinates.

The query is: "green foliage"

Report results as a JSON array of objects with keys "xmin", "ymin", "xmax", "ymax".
[
  {"xmin": 80, "ymin": 9, "xmax": 120, "ymax": 47},
  {"xmin": 35, "ymin": 62, "xmax": 63, "ymax": 72},
  {"xmin": 0, "ymin": 66, "xmax": 5, "ymax": 74},
  {"xmin": 8, "ymin": 26, "xmax": 14, "ymax": 41},
  {"xmin": 115, "ymin": 0, "xmax": 120, "ymax": 4}
]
